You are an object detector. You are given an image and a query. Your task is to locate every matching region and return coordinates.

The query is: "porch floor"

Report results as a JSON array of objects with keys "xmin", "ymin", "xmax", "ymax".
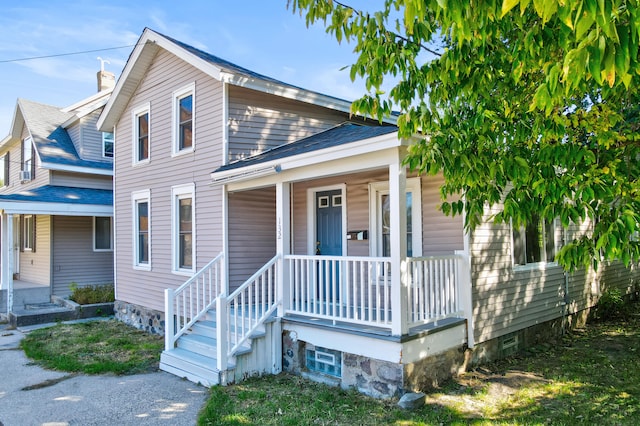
[{"xmin": 282, "ymin": 313, "xmax": 466, "ymax": 343}]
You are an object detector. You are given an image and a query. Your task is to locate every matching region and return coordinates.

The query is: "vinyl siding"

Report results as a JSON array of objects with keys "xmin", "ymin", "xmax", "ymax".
[
  {"xmin": 291, "ymin": 170, "xmax": 463, "ymax": 257},
  {"xmin": 18, "ymin": 215, "xmax": 51, "ymax": 285},
  {"xmin": 0, "ymin": 125, "xmax": 51, "ymax": 194},
  {"xmin": 228, "ymin": 188, "xmax": 276, "ymax": 290},
  {"xmin": 52, "ymin": 216, "xmax": 114, "ymax": 297},
  {"xmin": 113, "ymin": 49, "xmax": 225, "ymax": 312},
  {"xmin": 470, "ymin": 203, "xmax": 640, "ymax": 345},
  {"xmin": 68, "ymin": 110, "xmax": 112, "ymax": 163},
  {"xmin": 50, "ymin": 171, "xmax": 113, "ymax": 190},
  {"xmin": 227, "ymin": 85, "xmax": 349, "ymax": 161},
  {"xmin": 67, "ymin": 123, "xmax": 82, "ymax": 157}
]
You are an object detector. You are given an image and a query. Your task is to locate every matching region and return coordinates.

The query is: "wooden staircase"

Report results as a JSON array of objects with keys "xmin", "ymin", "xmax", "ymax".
[{"xmin": 160, "ymin": 307, "xmax": 279, "ymax": 386}]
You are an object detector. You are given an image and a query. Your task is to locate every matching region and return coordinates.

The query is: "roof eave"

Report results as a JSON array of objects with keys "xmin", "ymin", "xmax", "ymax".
[
  {"xmin": 39, "ymin": 162, "xmax": 114, "ymax": 176},
  {"xmin": 0, "ymin": 201, "xmax": 113, "ymax": 216},
  {"xmin": 98, "ymin": 28, "xmax": 224, "ymax": 131},
  {"xmin": 211, "ymin": 131, "xmax": 402, "ymax": 185}
]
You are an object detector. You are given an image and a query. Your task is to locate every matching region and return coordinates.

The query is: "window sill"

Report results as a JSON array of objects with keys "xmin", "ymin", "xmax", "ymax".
[
  {"xmin": 172, "ymin": 269, "xmax": 195, "ymax": 277},
  {"xmin": 133, "ymin": 264, "xmax": 151, "ymax": 271},
  {"xmin": 513, "ymin": 262, "xmax": 560, "ymax": 273},
  {"xmin": 171, "ymin": 147, "xmax": 195, "ymax": 158}
]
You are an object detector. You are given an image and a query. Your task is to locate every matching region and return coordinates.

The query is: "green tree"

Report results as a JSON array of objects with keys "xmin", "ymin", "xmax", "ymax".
[{"xmin": 290, "ymin": 0, "xmax": 640, "ymax": 271}]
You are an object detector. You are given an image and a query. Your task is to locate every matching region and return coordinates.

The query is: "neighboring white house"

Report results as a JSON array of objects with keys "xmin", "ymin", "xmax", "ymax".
[
  {"xmin": 0, "ymin": 73, "xmax": 115, "ymax": 317},
  {"xmin": 98, "ymin": 28, "xmax": 640, "ymax": 398}
]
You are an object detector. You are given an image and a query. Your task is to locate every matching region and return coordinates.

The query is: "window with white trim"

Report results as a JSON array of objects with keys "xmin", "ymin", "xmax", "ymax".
[
  {"xmin": 132, "ymin": 104, "xmax": 150, "ymax": 164},
  {"xmin": 0, "ymin": 153, "xmax": 8, "ymax": 187},
  {"xmin": 172, "ymin": 184, "xmax": 195, "ymax": 273},
  {"xmin": 132, "ymin": 190, "xmax": 150, "ymax": 269},
  {"xmin": 94, "ymin": 216, "xmax": 113, "ymax": 251},
  {"xmin": 102, "ymin": 132, "xmax": 114, "ymax": 158},
  {"xmin": 512, "ymin": 215, "xmax": 556, "ymax": 266},
  {"xmin": 370, "ymin": 178, "xmax": 422, "ymax": 257},
  {"xmin": 23, "ymin": 214, "xmax": 35, "ymax": 251},
  {"xmin": 22, "ymin": 137, "xmax": 33, "ymax": 181},
  {"xmin": 172, "ymin": 83, "xmax": 195, "ymax": 155}
]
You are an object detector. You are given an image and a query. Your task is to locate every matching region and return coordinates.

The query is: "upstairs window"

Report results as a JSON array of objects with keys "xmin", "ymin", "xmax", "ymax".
[
  {"xmin": 102, "ymin": 132, "xmax": 114, "ymax": 158},
  {"xmin": 132, "ymin": 104, "xmax": 150, "ymax": 164},
  {"xmin": 0, "ymin": 153, "xmax": 8, "ymax": 187},
  {"xmin": 21, "ymin": 137, "xmax": 34, "ymax": 181},
  {"xmin": 172, "ymin": 83, "xmax": 195, "ymax": 155},
  {"xmin": 512, "ymin": 216, "xmax": 556, "ymax": 267}
]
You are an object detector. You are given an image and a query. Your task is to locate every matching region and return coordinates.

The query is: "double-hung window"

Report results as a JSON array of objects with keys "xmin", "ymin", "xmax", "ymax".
[
  {"xmin": 0, "ymin": 153, "xmax": 8, "ymax": 187},
  {"xmin": 132, "ymin": 104, "xmax": 150, "ymax": 164},
  {"xmin": 172, "ymin": 184, "xmax": 195, "ymax": 274},
  {"xmin": 132, "ymin": 190, "xmax": 150, "ymax": 269},
  {"xmin": 94, "ymin": 216, "xmax": 113, "ymax": 251},
  {"xmin": 512, "ymin": 215, "xmax": 556, "ymax": 267},
  {"xmin": 23, "ymin": 214, "xmax": 35, "ymax": 251},
  {"xmin": 172, "ymin": 83, "xmax": 195, "ymax": 155},
  {"xmin": 22, "ymin": 137, "xmax": 33, "ymax": 181},
  {"xmin": 102, "ymin": 132, "xmax": 114, "ymax": 158},
  {"xmin": 369, "ymin": 178, "xmax": 423, "ymax": 258}
]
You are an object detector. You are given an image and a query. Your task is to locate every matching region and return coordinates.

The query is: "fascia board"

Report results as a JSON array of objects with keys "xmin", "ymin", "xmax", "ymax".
[
  {"xmin": 39, "ymin": 162, "xmax": 113, "ymax": 176},
  {"xmin": 1, "ymin": 201, "xmax": 113, "ymax": 216}
]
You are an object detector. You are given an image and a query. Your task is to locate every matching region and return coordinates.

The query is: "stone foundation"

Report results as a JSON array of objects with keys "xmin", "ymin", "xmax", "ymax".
[
  {"xmin": 114, "ymin": 300, "xmax": 165, "ymax": 335},
  {"xmin": 282, "ymin": 330, "xmax": 467, "ymax": 399}
]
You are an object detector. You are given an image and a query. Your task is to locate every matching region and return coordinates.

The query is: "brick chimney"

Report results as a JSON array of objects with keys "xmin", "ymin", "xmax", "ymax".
[{"xmin": 96, "ymin": 57, "xmax": 115, "ymax": 92}]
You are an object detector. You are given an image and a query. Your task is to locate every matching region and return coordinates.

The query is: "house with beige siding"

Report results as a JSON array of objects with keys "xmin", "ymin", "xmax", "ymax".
[
  {"xmin": 0, "ymin": 76, "xmax": 115, "ymax": 317},
  {"xmin": 98, "ymin": 28, "xmax": 640, "ymax": 398}
]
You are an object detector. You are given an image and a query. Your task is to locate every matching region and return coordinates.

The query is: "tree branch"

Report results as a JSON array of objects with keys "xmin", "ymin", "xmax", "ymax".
[{"xmin": 332, "ymin": 0, "xmax": 442, "ymax": 57}]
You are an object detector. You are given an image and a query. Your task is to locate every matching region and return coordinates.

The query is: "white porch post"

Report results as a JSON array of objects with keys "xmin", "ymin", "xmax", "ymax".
[
  {"xmin": 276, "ymin": 182, "xmax": 291, "ymax": 318},
  {"xmin": 389, "ymin": 158, "xmax": 408, "ymax": 336},
  {"xmin": 3, "ymin": 213, "xmax": 14, "ymax": 314},
  {"xmin": 457, "ymin": 200, "xmax": 475, "ymax": 347}
]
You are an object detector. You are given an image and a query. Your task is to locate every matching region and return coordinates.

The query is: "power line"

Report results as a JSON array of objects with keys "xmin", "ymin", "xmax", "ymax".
[{"xmin": 0, "ymin": 45, "xmax": 138, "ymax": 64}]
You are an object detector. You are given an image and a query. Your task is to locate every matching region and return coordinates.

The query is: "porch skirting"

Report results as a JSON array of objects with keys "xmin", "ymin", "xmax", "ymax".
[{"xmin": 114, "ymin": 300, "xmax": 165, "ymax": 335}]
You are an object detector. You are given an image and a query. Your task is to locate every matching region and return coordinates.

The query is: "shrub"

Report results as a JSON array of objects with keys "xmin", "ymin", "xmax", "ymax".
[
  {"xmin": 596, "ymin": 288, "xmax": 626, "ymax": 320},
  {"xmin": 69, "ymin": 283, "xmax": 115, "ymax": 305}
]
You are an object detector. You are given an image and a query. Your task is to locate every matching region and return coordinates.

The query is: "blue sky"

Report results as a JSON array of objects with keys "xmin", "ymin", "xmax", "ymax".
[{"xmin": 0, "ymin": 1, "xmax": 376, "ymax": 135}]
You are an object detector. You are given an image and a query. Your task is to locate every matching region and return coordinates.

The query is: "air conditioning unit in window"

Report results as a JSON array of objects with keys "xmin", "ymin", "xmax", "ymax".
[{"xmin": 19, "ymin": 170, "xmax": 31, "ymax": 182}]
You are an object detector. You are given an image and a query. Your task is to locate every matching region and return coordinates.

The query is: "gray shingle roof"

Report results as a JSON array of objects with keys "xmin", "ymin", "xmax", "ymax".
[
  {"xmin": 19, "ymin": 99, "xmax": 112, "ymax": 171},
  {"xmin": 0, "ymin": 185, "xmax": 112, "ymax": 205},
  {"xmin": 159, "ymin": 30, "xmax": 353, "ymax": 106},
  {"xmin": 214, "ymin": 123, "xmax": 398, "ymax": 173}
]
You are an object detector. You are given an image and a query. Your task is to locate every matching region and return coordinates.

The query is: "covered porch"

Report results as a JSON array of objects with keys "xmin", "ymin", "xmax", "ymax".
[{"xmin": 0, "ymin": 185, "xmax": 113, "ymax": 315}]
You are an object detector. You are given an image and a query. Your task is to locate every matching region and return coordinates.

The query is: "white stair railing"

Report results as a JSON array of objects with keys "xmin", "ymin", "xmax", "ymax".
[
  {"xmin": 216, "ymin": 254, "xmax": 280, "ymax": 372},
  {"xmin": 165, "ymin": 253, "xmax": 224, "ymax": 351}
]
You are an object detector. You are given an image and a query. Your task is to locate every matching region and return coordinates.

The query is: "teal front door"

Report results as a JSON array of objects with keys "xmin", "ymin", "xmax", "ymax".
[
  {"xmin": 316, "ymin": 190, "xmax": 342, "ymax": 255},
  {"xmin": 315, "ymin": 190, "xmax": 342, "ymax": 303}
]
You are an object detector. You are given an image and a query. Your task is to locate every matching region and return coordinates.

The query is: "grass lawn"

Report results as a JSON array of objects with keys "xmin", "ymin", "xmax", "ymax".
[
  {"xmin": 17, "ymin": 303, "xmax": 640, "ymax": 425},
  {"xmin": 20, "ymin": 319, "xmax": 163, "ymax": 375},
  {"xmin": 199, "ymin": 302, "xmax": 640, "ymax": 425}
]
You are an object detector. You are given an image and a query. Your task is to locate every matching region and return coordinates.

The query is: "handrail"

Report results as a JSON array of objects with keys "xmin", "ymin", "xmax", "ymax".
[
  {"xmin": 217, "ymin": 254, "xmax": 280, "ymax": 371},
  {"xmin": 165, "ymin": 253, "xmax": 224, "ymax": 351}
]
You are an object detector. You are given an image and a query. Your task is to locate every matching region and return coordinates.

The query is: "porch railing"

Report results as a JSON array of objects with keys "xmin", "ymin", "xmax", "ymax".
[
  {"xmin": 284, "ymin": 255, "xmax": 393, "ymax": 329},
  {"xmin": 216, "ymin": 254, "xmax": 279, "ymax": 372},
  {"xmin": 164, "ymin": 253, "xmax": 224, "ymax": 351},
  {"xmin": 406, "ymin": 255, "xmax": 463, "ymax": 328}
]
